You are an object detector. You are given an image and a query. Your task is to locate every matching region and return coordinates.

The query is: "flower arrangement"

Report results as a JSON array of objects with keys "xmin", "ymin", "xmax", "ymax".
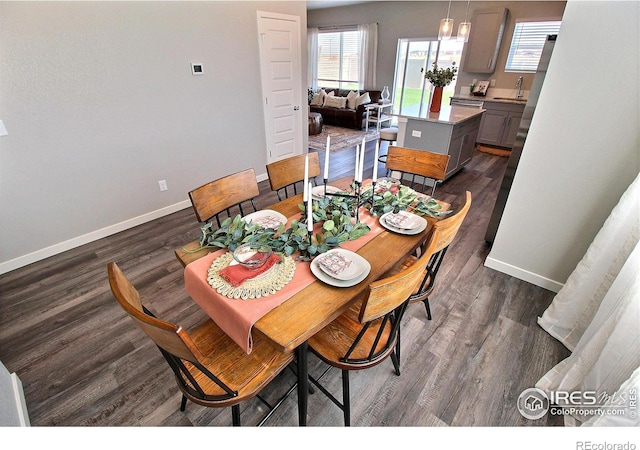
[{"xmin": 422, "ymin": 61, "xmax": 458, "ymax": 87}]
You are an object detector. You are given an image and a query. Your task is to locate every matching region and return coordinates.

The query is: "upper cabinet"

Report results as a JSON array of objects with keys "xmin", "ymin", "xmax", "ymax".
[{"xmin": 462, "ymin": 7, "xmax": 508, "ymax": 73}]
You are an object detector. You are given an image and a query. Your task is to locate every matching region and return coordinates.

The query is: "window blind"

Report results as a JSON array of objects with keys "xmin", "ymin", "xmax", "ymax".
[
  {"xmin": 317, "ymin": 30, "xmax": 360, "ymax": 88},
  {"xmin": 505, "ymin": 21, "xmax": 561, "ymax": 72}
]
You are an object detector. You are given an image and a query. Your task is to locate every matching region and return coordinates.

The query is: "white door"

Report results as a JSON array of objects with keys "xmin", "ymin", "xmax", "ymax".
[{"xmin": 257, "ymin": 12, "xmax": 303, "ymax": 164}]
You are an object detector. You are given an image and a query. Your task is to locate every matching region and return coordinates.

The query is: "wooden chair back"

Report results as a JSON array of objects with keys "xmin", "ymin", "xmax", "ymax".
[
  {"xmin": 360, "ymin": 228, "xmax": 441, "ymax": 324},
  {"xmin": 108, "ymin": 262, "xmax": 203, "ymax": 363},
  {"xmin": 266, "ymin": 153, "xmax": 321, "ymax": 200},
  {"xmin": 189, "ymin": 168, "xmax": 260, "ymax": 225},
  {"xmin": 409, "ymin": 191, "xmax": 472, "ymax": 319},
  {"xmin": 385, "ymin": 146, "xmax": 450, "ymax": 195},
  {"xmin": 431, "ymin": 191, "xmax": 472, "ymax": 253}
]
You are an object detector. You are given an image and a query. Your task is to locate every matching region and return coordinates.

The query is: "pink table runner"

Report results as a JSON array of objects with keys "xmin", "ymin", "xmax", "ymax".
[{"xmin": 184, "ymin": 209, "xmax": 384, "ymax": 354}]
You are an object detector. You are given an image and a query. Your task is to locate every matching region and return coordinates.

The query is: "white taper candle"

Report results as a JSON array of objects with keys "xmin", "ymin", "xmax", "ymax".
[
  {"xmin": 307, "ymin": 182, "xmax": 313, "ymax": 232},
  {"xmin": 324, "ymin": 135, "xmax": 330, "ymax": 179},
  {"xmin": 373, "ymin": 139, "xmax": 379, "ymax": 182},
  {"xmin": 303, "ymin": 154, "xmax": 309, "ymax": 201},
  {"xmin": 359, "ymin": 140, "xmax": 366, "ymax": 182},
  {"xmin": 354, "ymin": 145, "xmax": 360, "ymax": 182}
]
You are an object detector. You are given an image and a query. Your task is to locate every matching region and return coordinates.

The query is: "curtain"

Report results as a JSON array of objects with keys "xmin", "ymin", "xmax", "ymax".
[
  {"xmin": 307, "ymin": 27, "xmax": 318, "ymax": 92},
  {"xmin": 358, "ymin": 22, "xmax": 377, "ymax": 90},
  {"xmin": 536, "ymin": 172, "xmax": 640, "ymax": 426}
]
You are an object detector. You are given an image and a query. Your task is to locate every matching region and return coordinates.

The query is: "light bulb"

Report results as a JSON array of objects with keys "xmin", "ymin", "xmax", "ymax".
[
  {"xmin": 457, "ymin": 22, "xmax": 471, "ymax": 42},
  {"xmin": 439, "ymin": 18, "xmax": 453, "ymax": 40}
]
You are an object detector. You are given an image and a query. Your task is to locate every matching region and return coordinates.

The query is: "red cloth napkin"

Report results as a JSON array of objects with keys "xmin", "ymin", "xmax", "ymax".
[{"xmin": 218, "ymin": 253, "xmax": 281, "ymax": 287}]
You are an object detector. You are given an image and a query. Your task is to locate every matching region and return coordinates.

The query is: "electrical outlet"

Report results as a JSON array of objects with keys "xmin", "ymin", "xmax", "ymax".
[
  {"xmin": 490, "ymin": 79, "xmax": 496, "ymax": 87},
  {"xmin": 158, "ymin": 180, "xmax": 168, "ymax": 191},
  {"xmin": 412, "ymin": 130, "xmax": 422, "ymax": 138}
]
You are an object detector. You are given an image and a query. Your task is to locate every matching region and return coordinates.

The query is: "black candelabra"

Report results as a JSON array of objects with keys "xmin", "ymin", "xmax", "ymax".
[{"xmin": 321, "ymin": 177, "xmax": 376, "ymax": 224}]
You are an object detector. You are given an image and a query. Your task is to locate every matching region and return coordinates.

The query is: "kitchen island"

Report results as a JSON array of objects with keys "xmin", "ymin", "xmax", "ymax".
[{"xmin": 395, "ymin": 105, "xmax": 485, "ymax": 180}]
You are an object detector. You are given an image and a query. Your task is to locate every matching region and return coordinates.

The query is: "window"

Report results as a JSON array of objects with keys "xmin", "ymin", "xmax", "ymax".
[
  {"xmin": 505, "ymin": 21, "xmax": 561, "ymax": 72},
  {"xmin": 392, "ymin": 38, "xmax": 464, "ymax": 117},
  {"xmin": 317, "ymin": 29, "xmax": 361, "ymax": 89}
]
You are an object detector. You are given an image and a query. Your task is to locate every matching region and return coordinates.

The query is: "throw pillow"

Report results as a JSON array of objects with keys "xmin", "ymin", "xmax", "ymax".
[
  {"xmin": 310, "ymin": 92, "xmax": 323, "ymax": 106},
  {"xmin": 355, "ymin": 92, "xmax": 371, "ymax": 108},
  {"xmin": 311, "ymin": 88, "xmax": 332, "ymax": 106},
  {"xmin": 323, "ymin": 95, "xmax": 347, "ymax": 108},
  {"xmin": 346, "ymin": 90, "xmax": 359, "ymax": 109}
]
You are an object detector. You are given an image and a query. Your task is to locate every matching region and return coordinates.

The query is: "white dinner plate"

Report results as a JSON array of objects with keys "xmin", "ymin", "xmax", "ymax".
[
  {"xmin": 380, "ymin": 210, "xmax": 423, "ymax": 230},
  {"xmin": 242, "ymin": 210, "xmax": 287, "ymax": 229},
  {"xmin": 310, "ymin": 249, "xmax": 371, "ymax": 287},
  {"xmin": 314, "ymin": 249, "xmax": 367, "ymax": 281},
  {"xmin": 379, "ymin": 211, "xmax": 427, "ymax": 235},
  {"xmin": 312, "ymin": 185, "xmax": 342, "ymax": 200}
]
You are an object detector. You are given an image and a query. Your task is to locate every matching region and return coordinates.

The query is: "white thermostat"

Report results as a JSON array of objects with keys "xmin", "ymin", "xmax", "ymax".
[{"xmin": 190, "ymin": 63, "xmax": 204, "ymax": 75}]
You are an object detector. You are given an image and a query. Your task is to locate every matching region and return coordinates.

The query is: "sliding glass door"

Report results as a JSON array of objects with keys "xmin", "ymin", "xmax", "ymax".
[{"xmin": 392, "ymin": 38, "xmax": 464, "ymax": 116}]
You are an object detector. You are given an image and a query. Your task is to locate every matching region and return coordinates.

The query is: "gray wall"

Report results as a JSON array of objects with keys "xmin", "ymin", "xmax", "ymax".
[
  {"xmin": 0, "ymin": 1, "xmax": 307, "ymax": 273},
  {"xmin": 308, "ymin": 1, "xmax": 566, "ymax": 96}
]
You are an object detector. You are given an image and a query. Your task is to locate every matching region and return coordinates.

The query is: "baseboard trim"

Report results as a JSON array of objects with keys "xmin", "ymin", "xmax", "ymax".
[
  {"xmin": 484, "ymin": 256, "xmax": 564, "ymax": 293},
  {"xmin": 1, "ymin": 173, "xmax": 272, "ymax": 276},
  {"xmin": 11, "ymin": 372, "xmax": 30, "ymax": 426},
  {"xmin": 0, "ymin": 200, "xmax": 192, "ymax": 275}
]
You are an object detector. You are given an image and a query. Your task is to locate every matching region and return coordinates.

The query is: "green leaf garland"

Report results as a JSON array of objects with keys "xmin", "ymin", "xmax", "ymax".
[{"xmin": 190, "ymin": 180, "xmax": 449, "ymax": 260}]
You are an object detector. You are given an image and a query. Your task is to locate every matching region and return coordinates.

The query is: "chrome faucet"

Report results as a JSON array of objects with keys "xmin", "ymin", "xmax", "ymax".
[{"xmin": 515, "ymin": 76, "xmax": 524, "ymax": 98}]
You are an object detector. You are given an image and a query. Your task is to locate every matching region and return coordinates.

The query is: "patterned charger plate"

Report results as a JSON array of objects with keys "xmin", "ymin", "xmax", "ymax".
[{"xmin": 207, "ymin": 252, "xmax": 296, "ymax": 300}]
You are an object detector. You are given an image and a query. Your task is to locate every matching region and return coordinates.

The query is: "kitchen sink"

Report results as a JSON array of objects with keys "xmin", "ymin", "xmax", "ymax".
[{"xmin": 492, "ymin": 97, "xmax": 528, "ymax": 102}]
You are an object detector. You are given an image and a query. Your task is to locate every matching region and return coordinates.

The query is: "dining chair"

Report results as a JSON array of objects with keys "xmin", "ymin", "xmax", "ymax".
[
  {"xmin": 394, "ymin": 191, "xmax": 472, "ymax": 320},
  {"xmin": 384, "ymin": 146, "xmax": 450, "ymax": 197},
  {"xmin": 307, "ymin": 228, "xmax": 442, "ymax": 426},
  {"xmin": 107, "ymin": 262, "xmax": 296, "ymax": 426},
  {"xmin": 266, "ymin": 152, "xmax": 321, "ymax": 201},
  {"xmin": 189, "ymin": 168, "xmax": 260, "ymax": 227}
]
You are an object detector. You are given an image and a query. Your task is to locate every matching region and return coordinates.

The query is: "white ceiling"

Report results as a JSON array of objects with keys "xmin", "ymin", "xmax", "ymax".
[{"xmin": 306, "ymin": 0, "xmax": 374, "ymax": 10}]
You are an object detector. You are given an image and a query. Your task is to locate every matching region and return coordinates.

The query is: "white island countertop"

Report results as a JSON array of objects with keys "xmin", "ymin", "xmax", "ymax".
[{"xmin": 394, "ymin": 105, "xmax": 485, "ymax": 125}]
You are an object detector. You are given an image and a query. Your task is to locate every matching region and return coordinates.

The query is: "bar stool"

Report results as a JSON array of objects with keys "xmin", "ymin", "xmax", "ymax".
[{"xmin": 377, "ymin": 126, "xmax": 398, "ymax": 164}]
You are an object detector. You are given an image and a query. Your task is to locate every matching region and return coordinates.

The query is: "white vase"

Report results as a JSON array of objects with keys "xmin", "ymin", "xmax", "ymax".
[{"xmin": 381, "ymin": 86, "xmax": 390, "ymax": 102}]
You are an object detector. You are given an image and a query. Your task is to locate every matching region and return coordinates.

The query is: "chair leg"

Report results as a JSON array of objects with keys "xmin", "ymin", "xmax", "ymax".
[
  {"xmin": 231, "ymin": 404, "xmax": 241, "ymax": 426},
  {"xmin": 390, "ymin": 348, "xmax": 401, "ymax": 377},
  {"xmin": 342, "ymin": 370, "xmax": 351, "ymax": 426},
  {"xmin": 391, "ymin": 333, "xmax": 401, "ymax": 376},
  {"xmin": 423, "ymin": 298, "xmax": 432, "ymax": 320},
  {"xmin": 180, "ymin": 395, "xmax": 187, "ymax": 411}
]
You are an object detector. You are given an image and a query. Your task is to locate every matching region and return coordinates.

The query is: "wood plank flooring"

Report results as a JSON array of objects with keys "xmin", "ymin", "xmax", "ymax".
[{"xmin": 0, "ymin": 141, "xmax": 570, "ymax": 427}]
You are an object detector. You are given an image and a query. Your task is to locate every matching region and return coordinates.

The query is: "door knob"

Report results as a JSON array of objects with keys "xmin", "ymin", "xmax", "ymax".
[{"xmin": 294, "ymin": 106, "xmax": 300, "ymax": 111}]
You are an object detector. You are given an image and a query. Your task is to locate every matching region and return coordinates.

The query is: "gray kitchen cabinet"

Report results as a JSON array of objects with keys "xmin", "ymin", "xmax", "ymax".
[
  {"xmin": 448, "ymin": 114, "xmax": 482, "ymax": 176},
  {"xmin": 397, "ymin": 108, "xmax": 484, "ymax": 181},
  {"xmin": 462, "ymin": 7, "xmax": 508, "ymax": 73},
  {"xmin": 476, "ymin": 101, "xmax": 524, "ymax": 148}
]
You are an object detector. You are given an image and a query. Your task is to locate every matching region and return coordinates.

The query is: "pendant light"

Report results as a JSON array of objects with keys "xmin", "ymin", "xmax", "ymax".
[
  {"xmin": 438, "ymin": 0, "xmax": 453, "ymax": 40},
  {"xmin": 457, "ymin": 0, "xmax": 472, "ymax": 42}
]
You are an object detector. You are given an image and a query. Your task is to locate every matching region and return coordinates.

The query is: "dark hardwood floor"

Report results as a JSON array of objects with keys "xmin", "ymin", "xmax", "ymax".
[{"xmin": 0, "ymin": 141, "xmax": 570, "ymax": 427}]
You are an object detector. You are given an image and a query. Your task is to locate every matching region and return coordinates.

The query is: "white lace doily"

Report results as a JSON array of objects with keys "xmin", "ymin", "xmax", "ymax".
[{"xmin": 207, "ymin": 252, "xmax": 296, "ymax": 300}]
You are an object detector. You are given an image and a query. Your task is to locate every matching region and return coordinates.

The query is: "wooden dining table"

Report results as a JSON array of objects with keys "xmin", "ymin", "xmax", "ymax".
[{"xmin": 175, "ymin": 177, "xmax": 446, "ymax": 425}]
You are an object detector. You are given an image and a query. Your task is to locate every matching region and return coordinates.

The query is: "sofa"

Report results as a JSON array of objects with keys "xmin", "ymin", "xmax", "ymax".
[{"xmin": 309, "ymin": 88, "xmax": 382, "ymax": 130}]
